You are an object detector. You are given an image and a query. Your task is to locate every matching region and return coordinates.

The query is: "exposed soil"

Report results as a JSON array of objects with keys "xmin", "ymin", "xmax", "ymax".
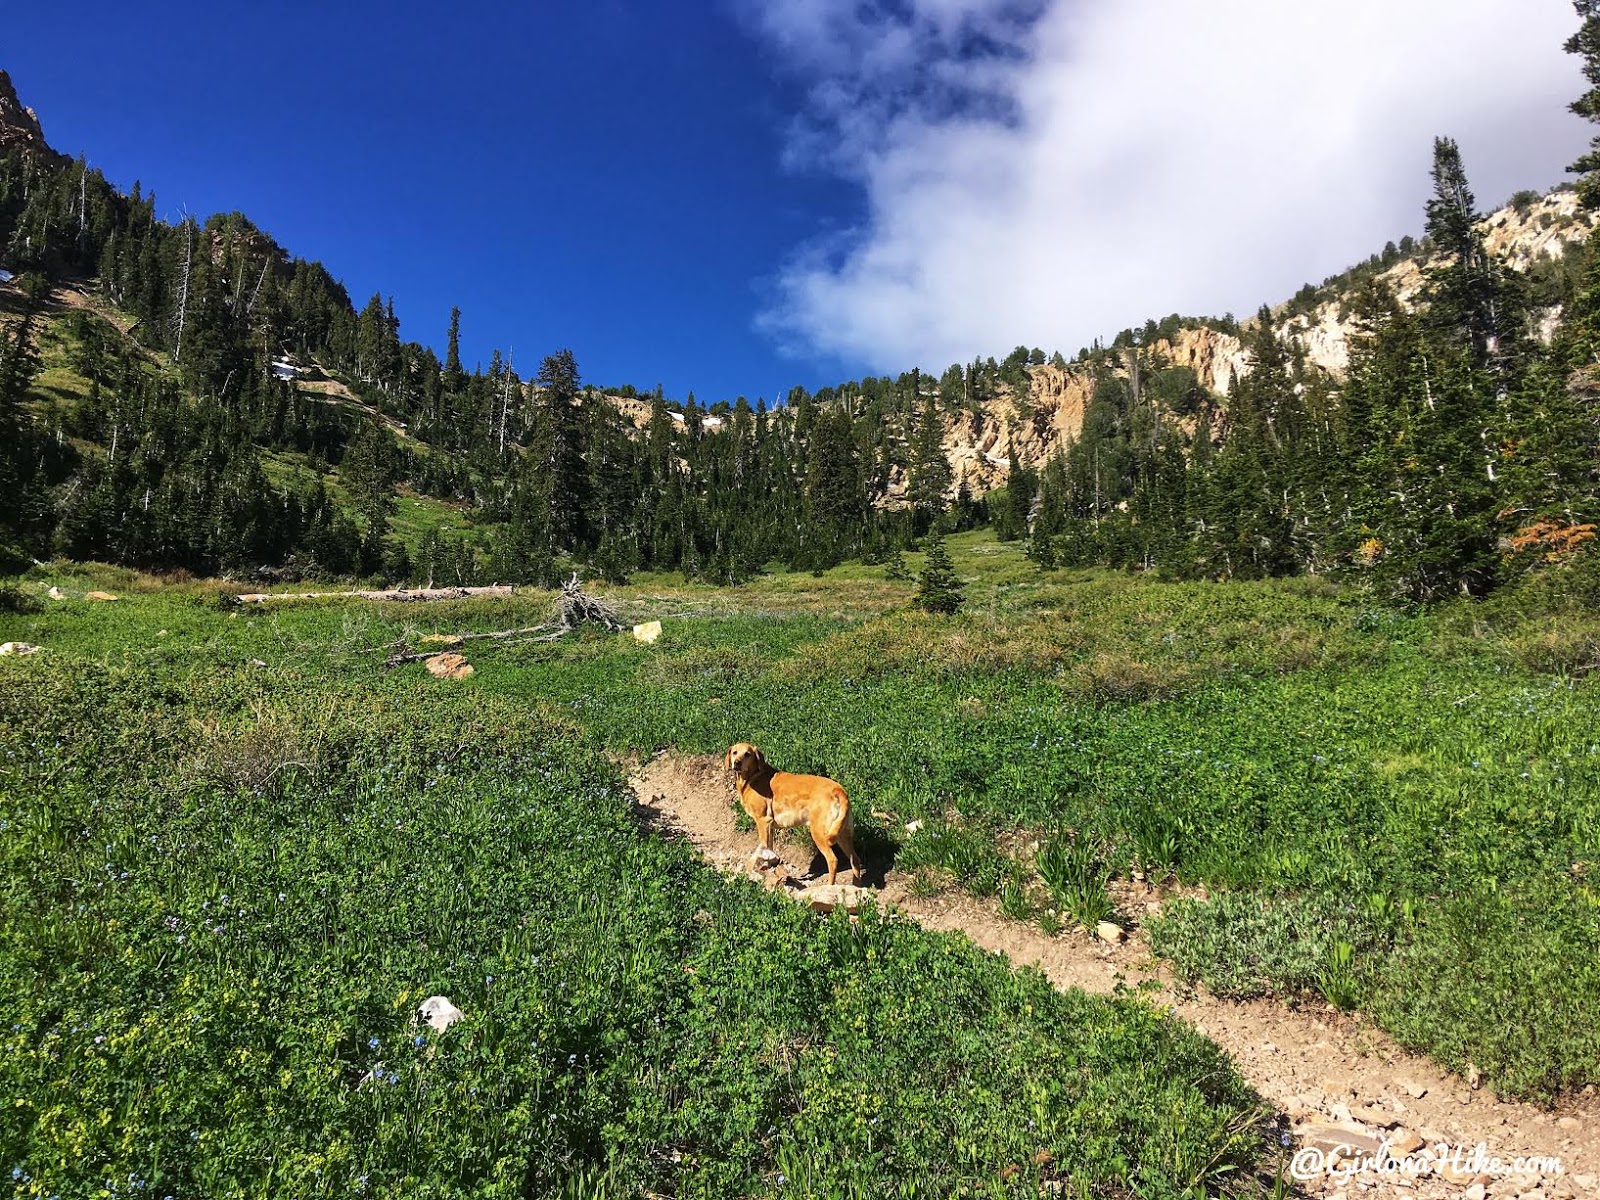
[{"xmin": 630, "ymin": 751, "xmax": 1599, "ymax": 1200}]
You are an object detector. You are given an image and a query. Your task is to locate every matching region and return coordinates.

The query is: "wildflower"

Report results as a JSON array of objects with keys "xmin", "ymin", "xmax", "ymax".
[
  {"xmin": 414, "ymin": 1034, "xmax": 426, "ymax": 1048},
  {"xmin": 368, "ymin": 1037, "xmax": 380, "ymax": 1050}
]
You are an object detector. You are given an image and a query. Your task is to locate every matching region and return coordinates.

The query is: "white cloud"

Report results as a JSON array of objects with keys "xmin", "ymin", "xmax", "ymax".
[{"xmin": 748, "ymin": 0, "xmax": 1592, "ymax": 372}]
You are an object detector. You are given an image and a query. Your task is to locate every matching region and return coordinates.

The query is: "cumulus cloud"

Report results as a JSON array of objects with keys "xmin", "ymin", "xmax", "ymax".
[{"xmin": 746, "ymin": 0, "xmax": 1591, "ymax": 372}]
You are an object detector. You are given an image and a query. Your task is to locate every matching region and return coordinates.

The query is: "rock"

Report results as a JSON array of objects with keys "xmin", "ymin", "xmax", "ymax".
[
  {"xmin": 1461, "ymin": 1185, "xmax": 1486, "ymax": 1200},
  {"xmin": 632, "ymin": 620, "xmax": 662, "ymax": 645},
  {"xmin": 904, "ymin": 819, "xmax": 924, "ymax": 834},
  {"xmin": 1286, "ymin": 1092, "xmax": 1322, "ymax": 1117},
  {"xmin": 85, "ymin": 590, "xmax": 118, "ymax": 601},
  {"xmin": 1328, "ymin": 1101, "xmax": 1354, "ymax": 1123},
  {"xmin": 1354, "ymin": 1104, "xmax": 1400, "ymax": 1129},
  {"xmin": 1095, "ymin": 920, "xmax": 1126, "ymax": 943},
  {"xmin": 761, "ymin": 866, "xmax": 796, "ymax": 892},
  {"xmin": 418, "ymin": 634, "xmax": 463, "ymax": 647},
  {"xmin": 796, "ymin": 883, "xmax": 873, "ymax": 915},
  {"xmin": 749, "ymin": 846, "xmax": 781, "ymax": 870},
  {"xmin": 1398, "ymin": 1078, "xmax": 1430, "ymax": 1099},
  {"xmin": 416, "ymin": 995, "xmax": 464, "ymax": 1034},
  {"xmin": 0, "ymin": 641, "xmax": 39, "ymax": 656},
  {"xmin": 1555, "ymin": 1116, "xmax": 1580, "ymax": 1131},
  {"xmin": 157, "ymin": 629, "xmax": 168, "ymax": 636},
  {"xmin": 1297, "ymin": 1122, "xmax": 1385, "ymax": 1157},
  {"xmin": 46, "ymin": 586, "xmax": 63, "ymax": 600},
  {"xmin": 247, "ymin": 658, "xmax": 267, "ymax": 669},
  {"xmin": 424, "ymin": 652, "xmax": 473, "ymax": 680},
  {"xmin": 1387, "ymin": 1128, "xmax": 1424, "ymax": 1152},
  {"xmin": 1466, "ymin": 1064, "xmax": 1483, "ymax": 1089}
]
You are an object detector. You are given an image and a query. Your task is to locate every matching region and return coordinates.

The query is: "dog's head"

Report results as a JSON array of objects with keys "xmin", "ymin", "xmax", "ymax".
[{"xmin": 727, "ymin": 742, "xmax": 764, "ymax": 778}]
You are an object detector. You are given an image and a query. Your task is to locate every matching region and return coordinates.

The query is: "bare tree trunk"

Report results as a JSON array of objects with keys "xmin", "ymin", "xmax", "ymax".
[{"xmin": 173, "ymin": 219, "xmax": 194, "ymax": 364}]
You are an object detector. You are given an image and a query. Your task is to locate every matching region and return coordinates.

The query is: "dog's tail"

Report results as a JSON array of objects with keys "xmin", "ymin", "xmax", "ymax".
[{"xmin": 825, "ymin": 785, "xmax": 851, "ymax": 840}]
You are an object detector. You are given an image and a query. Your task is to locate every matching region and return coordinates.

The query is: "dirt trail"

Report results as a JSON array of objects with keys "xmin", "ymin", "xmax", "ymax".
[{"xmin": 630, "ymin": 752, "xmax": 1598, "ymax": 1200}]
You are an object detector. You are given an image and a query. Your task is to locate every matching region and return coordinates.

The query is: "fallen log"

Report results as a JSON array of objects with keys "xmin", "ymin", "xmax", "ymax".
[{"xmin": 230, "ymin": 585, "xmax": 519, "ymax": 605}]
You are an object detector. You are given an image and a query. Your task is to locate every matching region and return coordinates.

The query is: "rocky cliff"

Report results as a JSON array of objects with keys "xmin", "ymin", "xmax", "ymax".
[
  {"xmin": 0, "ymin": 69, "xmax": 66, "ymax": 165},
  {"xmin": 923, "ymin": 188, "xmax": 1598, "ymax": 498}
]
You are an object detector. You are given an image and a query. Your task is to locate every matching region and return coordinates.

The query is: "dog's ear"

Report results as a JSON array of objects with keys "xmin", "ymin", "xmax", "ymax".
[
  {"xmin": 753, "ymin": 745, "xmax": 765, "ymax": 766},
  {"xmin": 726, "ymin": 745, "xmax": 734, "ymax": 770}
]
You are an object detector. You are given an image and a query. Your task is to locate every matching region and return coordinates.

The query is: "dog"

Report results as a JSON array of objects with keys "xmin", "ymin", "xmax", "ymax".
[{"xmin": 726, "ymin": 742, "xmax": 862, "ymax": 886}]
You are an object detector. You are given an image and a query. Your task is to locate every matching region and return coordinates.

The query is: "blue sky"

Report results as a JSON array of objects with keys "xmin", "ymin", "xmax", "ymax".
[
  {"xmin": 5, "ymin": 2, "xmax": 866, "ymax": 402},
  {"xmin": 5, "ymin": 1, "xmax": 1592, "ymax": 403}
]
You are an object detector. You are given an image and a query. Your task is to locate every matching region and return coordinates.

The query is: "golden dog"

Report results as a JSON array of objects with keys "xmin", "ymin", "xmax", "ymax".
[{"xmin": 727, "ymin": 742, "xmax": 862, "ymax": 885}]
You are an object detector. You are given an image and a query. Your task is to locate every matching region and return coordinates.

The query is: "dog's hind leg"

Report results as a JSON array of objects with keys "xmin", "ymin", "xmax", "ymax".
[
  {"xmin": 836, "ymin": 818, "xmax": 863, "ymax": 885},
  {"xmin": 809, "ymin": 822, "xmax": 840, "ymax": 885}
]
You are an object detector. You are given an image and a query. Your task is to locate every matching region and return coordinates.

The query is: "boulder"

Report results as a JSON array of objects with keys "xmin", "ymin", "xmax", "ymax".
[
  {"xmin": 632, "ymin": 620, "xmax": 663, "ymax": 645},
  {"xmin": 424, "ymin": 652, "xmax": 473, "ymax": 680},
  {"xmin": 1096, "ymin": 920, "xmax": 1126, "ymax": 943},
  {"xmin": 0, "ymin": 641, "xmax": 39, "ymax": 656},
  {"xmin": 416, "ymin": 995, "xmax": 465, "ymax": 1034},
  {"xmin": 46, "ymin": 586, "xmax": 63, "ymax": 600},
  {"xmin": 85, "ymin": 591, "xmax": 118, "ymax": 601}
]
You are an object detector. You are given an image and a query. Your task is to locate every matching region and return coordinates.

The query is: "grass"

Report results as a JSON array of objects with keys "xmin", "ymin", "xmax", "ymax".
[
  {"xmin": 0, "ymin": 562, "xmax": 1273, "ymax": 1198},
  {"xmin": 4, "ymin": 535, "xmax": 1600, "ymax": 1197}
]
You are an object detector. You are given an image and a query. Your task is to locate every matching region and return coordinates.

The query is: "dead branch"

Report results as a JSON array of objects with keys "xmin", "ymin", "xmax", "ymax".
[{"xmin": 558, "ymin": 572, "xmax": 626, "ymax": 632}]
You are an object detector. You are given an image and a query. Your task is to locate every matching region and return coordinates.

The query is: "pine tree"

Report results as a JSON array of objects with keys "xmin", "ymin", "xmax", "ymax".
[
  {"xmin": 914, "ymin": 532, "xmax": 965, "ymax": 614},
  {"xmin": 907, "ymin": 390, "xmax": 952, "ymax": 533},
  {"xmin": 444, "ymin": 306, "xmax": 465, "ymax": 391},
  {"xmin": 1423, "ymin": 138, "xmax": 1524, "ymax": 384},
  {"xmin": 1568, "ymin": 1, "xmax": 1600, "ymax": 209}
]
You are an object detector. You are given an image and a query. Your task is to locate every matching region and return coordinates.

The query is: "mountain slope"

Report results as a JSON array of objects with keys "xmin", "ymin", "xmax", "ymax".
[{"xmin": 925, "ymin": 188, "xmax": 1597, "ymax": 500}]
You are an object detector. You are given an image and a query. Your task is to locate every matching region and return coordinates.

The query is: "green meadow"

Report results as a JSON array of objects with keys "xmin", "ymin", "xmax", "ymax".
[{"xmin": 3, "ymin": 534, "xmax": 1599, "ymax": 1196}]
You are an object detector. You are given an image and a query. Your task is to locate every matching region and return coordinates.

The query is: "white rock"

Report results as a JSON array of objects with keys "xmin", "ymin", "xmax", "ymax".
[
  {"xmin": 749, "ymin": 846, "xmax": 781, "ymax": 870},
  {"xmin": 417, "ymin": 995, "xmax": 465, "ymax": 1034},
  {"xmin": 1095, "ymin": 920, "xmax": 1125, "ymax": 943},
  {"xmin": 0, "ymin": 642, "xmax": 39, "ymax": 656},
  {"xmin": 904, "ymin": 819, "xmax": 924, "ymax": 835},
  {"xmin": 632, "ymin": 620, "xmax": 662, "ymax": 644},
  {"xmin": 797, "ymin": 883, "xmax": 873, "ymax": 914}
]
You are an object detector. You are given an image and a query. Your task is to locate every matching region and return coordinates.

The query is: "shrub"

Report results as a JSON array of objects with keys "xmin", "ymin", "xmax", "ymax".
[
  {"xmin": 1147, "ymin": 892, "xmax": 1386, "ymax": 1003},
  {"xmin": 913, "ymin": 533, "xmax": 965, "ymax": 615}
]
